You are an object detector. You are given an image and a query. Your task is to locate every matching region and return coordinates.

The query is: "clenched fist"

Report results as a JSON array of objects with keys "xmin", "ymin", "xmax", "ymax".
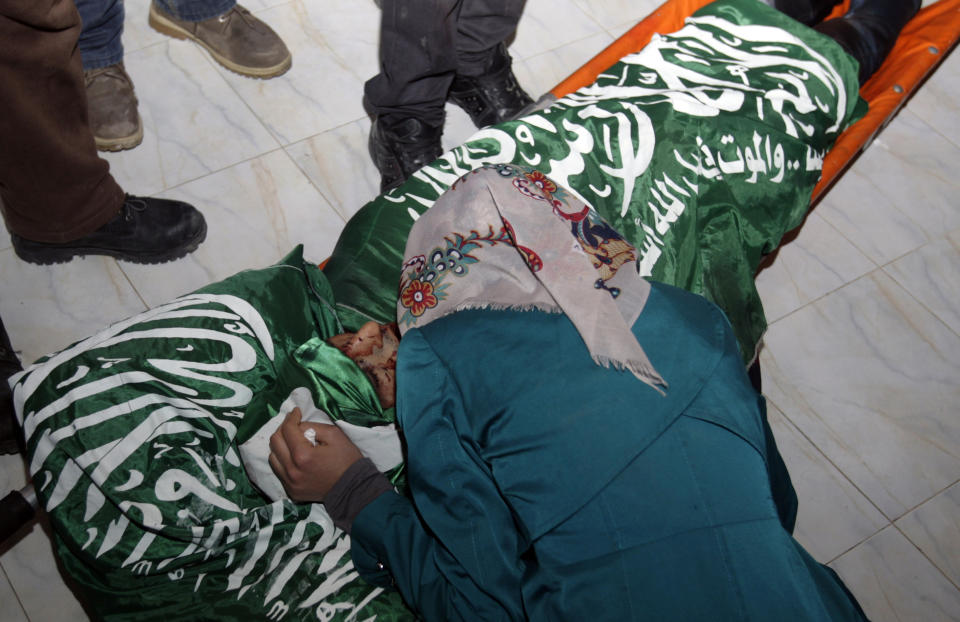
[{"xmin": 268, "ymin": 407, "xmax": 363, "ymax": 503}]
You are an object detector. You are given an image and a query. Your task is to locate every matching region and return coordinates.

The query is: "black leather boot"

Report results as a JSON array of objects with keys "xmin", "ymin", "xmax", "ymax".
[
  {"xmin": 815, "ymin": 0, "xmax": 921, "ymax": 83},
  {"xmin": 0, "ymin": 315, "xmax": 23, "ymax": 455},
  {"xmin": 368, "ymin": 115, "xmax": 444, "ymax": 192},
  {"xmin": 765, "ymin": 0, "xmax": 843, "ymax": 26},
  {"xmin": 448, "ymin": 43, "xmax": 534, "ymax": 129},
  {"xmin": 11, "ymin": 195, "xmax": 207, "ymax": 265}
]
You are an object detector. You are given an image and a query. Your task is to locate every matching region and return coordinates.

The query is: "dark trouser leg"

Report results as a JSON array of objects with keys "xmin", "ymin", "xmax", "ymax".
[
  {"xmin": 814, "ymin": 0, "xmax": 921, "ymax": 84},
  {"xmin": 365, "ymin": 0, "xmax": 526, "ymax": 190},
  {"xmin": 364, "ymin": 0, "xmax": 524, "ymax": 123},
  {"xmin": 763, "ymin": 0, "xmax": 842, "ymax": 27},
  {"xmin": 454, "ymin": 0, "xmax": 524, "ymax": 76},
  {"xmin": 364, "ymin": 0, "xmax": 463, "ymax": 126},
  {"xmin": 365, "ymin": 0, "xmax": 460, "ymax": 191},
  {"xmin": 0, "ymin": 313, "xmax": 22, "ymax": 455},
  {"xmin": 0, "ymin": 0, "xmax": 124, "ymax": 243},
  {"xmin": 445, "ymin": 0, "xmax": 531, "ymax": 127}
]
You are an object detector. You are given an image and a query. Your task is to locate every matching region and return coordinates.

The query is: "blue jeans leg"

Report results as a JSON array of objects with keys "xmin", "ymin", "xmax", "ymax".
[
  {"xmin": 153, "ymin": 0, "xmax": 236, "ymax": 22},
  {"xmin": 76, "ymin": 0, "xmax": 124, "ymax": 70}
]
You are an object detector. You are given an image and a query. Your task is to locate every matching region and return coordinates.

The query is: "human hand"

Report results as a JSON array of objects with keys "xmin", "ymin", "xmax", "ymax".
[{"xmin": 268, "ymin": 407, "xmax": 363, "ymax": 503}]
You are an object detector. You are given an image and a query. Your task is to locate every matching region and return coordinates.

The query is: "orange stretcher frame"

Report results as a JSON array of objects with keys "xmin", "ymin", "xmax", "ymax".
[{"xmin": 551, "ymin": 0, "xmax": 960, "ymax": 205}]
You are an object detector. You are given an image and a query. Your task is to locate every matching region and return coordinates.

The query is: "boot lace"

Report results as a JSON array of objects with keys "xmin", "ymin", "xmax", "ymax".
[
  {"xmin": 120, "ymin": 195, "xmax": 149, "ymax": 221},
  {"xmin": 83, "ymin": 63, "xmax": 133, "ymax": 89},
  {"xmin": 218, "ymin": 5, "xmax": 260, "ymax": 30}
]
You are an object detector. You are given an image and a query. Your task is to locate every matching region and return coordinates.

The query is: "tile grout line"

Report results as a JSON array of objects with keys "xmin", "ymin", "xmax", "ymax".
[
  {"xmin": 127, "ymin": 6, "xmax": 291, "ymax": 155},
  {"xmin": 762, "ymin": 392, "xmax": 894, "ymax": 559},
  {"xmin": 117, "ymin": 39, "xmax": 287, "ymax": 197},
  {"xmin": 824, "ymin": 526, "xmax": 889, "ymax": 567},
  {"xmin": 172, "ymin": 40, "xmax": 286, "ymax": 152},
  {"xmin": 151, "ymin": 145, "xmax": 290, "ymax": 196},
  {"xmin": 890, "ymin": 519, "xmax": 960, "ymax": 593},
  {"xmin": 203, "ymin": 0, "xmax": 376, "ymax": 152},
  {"xmin": 765, "ymin": 354, "xmax": 960, "ymax": 572},
  {"xmin": 0, "ymin": 560, "xmax": 31, "ymax": 622},
  {"xmin": 153, "ymin": 138, "xmax": 353, "ymax": 227},
  {"xmin": 279, "ymin": 143, "xmax": 356, "ymax": 224},
  {"xmin": 5, "ymin": 2, "xmax": 955, "ymax": 619},
  {"xmin": 800, "ymin": 213, "xmax": 960, "ymax": 342},
  {"xmin": 811, "ymin": 97, "xmax": 960, "ymax": 269},
  {"xmin": 113, "ymin": 258, "xmax": 151, "ymax": 312},
  {"xmin": 879, "ymin": 257, "xmax": 960, "ymax": 342},
  {"xmin": 901, "ymin": 44, "xmax": 960, "ymax": 152},
  {"xmin": 892, "ymin": 477, "xmax": 960, "ymax": 523},
  {"xmin": 764, "ymin": 341, "xmax": 956, "ymax": 528},
  {"xmin": 813, "ymin": 174, "xmax": 926, "ymax": 272},
  {"xmin": 761, "ymin": 265, "xmax": 882, "ymax": 328},
  {"xmin": 528, "ymin": 26, "xmax": 609, "ymax": 62}
]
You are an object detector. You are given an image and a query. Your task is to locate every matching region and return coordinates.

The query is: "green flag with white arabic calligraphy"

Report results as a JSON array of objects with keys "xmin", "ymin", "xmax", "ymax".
[
  {"xmin": 325, "ymin": 0, "xmax": 865, "ymax": 364},
  {"xmin": 13, "ymin": 247, "xmax": 414, "ymax": 621}
]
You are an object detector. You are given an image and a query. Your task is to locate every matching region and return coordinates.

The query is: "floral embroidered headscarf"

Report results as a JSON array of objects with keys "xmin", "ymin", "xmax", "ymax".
[{"xmin": 397, "ymin": 164, "xmax": 666, "ymax": 393}]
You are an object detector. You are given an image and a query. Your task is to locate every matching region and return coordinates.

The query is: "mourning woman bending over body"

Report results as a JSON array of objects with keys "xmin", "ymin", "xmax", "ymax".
[
  {"xmin": 269, "ymin": 164, "xmax": 868, "ymax": 621},
  {"xmin": 268, "ymin": 0, "xmax": 920, "ymax": 618}
]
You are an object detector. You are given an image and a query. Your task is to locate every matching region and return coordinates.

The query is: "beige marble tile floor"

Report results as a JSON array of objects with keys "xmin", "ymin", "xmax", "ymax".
[{"xmin": 2, "ymin": 0, "xmax": 959, "ymax": 620}]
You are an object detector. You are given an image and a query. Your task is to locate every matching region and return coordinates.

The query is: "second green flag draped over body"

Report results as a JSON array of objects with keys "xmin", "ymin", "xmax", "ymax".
[{"xmin": 325, "ymin": 0, "xmax": 865, "ymax": 363}]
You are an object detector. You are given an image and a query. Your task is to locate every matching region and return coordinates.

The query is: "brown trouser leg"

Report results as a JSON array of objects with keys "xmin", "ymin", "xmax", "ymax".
[{"xmin": 0, "ymin": 0, "xmax": 124, "ymax": 243}]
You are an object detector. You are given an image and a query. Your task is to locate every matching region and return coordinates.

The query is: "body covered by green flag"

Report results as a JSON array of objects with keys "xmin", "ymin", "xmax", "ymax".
[
  {"xmin": 12, "ymin": 248, "xmax": 414, "ymax": 621},
  {"xmin": 325, "ymin": 0, "xmax": 865, "ymax": 363}
]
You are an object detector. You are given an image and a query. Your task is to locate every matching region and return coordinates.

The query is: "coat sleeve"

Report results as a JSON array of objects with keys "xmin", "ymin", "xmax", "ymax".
[{"xmin": 349, "ymin": 328, "xmax": 527, "ymax": 622}]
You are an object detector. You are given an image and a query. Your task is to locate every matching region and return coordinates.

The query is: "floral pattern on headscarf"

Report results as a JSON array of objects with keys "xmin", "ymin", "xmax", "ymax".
[
  {"xmin": 397, "ymin": 164, "xmax": 666, "ymax": 392},
  {"xmin": 399, "ymin": 164, "xmax": 638, "ymax": 325}
]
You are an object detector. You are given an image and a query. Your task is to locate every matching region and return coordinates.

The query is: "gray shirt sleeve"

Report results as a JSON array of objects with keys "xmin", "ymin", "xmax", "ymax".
[{"xmin": 323, "ymin": 457, "xmax": 394, "ymax": 533}]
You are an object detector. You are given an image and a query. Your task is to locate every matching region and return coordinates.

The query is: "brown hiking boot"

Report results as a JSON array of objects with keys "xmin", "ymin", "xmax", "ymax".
[
  {"xmin": 148, "ymin": 2, "xmax": 291, "ymax": 78},
  {"xmin": 84, "ymin": 63, "xmax": 144, "ymax": 152}
]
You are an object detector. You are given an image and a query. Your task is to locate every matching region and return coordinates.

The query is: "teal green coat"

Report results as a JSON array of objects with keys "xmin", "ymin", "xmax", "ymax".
[{"xmin": 350, "ymin": 282, "xmax": 867, "ymax": 621}]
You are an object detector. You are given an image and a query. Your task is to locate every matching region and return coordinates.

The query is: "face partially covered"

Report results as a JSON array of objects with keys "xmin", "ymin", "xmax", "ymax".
[{"xmin": 327, "ymin": 322, "xmax": 400, "ymax": 409}]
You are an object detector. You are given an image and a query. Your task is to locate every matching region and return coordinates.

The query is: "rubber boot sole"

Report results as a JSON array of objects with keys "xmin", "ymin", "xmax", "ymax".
[
  {"xmin": 95, "ymin": 116, "xmax": 144, "ymax": 152},
  {"xmin": 11, "ymin": 222, "xmax": 207, "ymax": 266}
]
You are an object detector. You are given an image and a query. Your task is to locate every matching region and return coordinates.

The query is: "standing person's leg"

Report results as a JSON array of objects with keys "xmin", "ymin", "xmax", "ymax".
[
  {"xmin": 0, "ymin": 313, "xmax": 23, "ymax": 455},
  {"xmin": 76, "ymin": 0, "xmax": 143, "ymax": 151},
  {"xmin": 76, "ymin": 0, "xmax": 124, "ymax": 70},
  {"xmin": 365, "ymin": 0, "xmax": 461, "ymax": 192},
  {"xmin": 0, "ymin": 0, "xmax": 125, "ymax": 242},
  {"xmin": 365, "ymin": 0, "xmax": 462, "ymax": 126},
  {"xmin": 148, "ymin": 0, "xmax": 291, "ymax": 78},
  {"xmin": 154, "ymin": 0, "xmax": 235, "ymax": 22},
  {"xmin": 0, "ymin": 0, "xmax": 207, "ymax": 264},
  {"xmin": 448, "ymin": 0, "xmax": 532, "ymax": 128}
]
